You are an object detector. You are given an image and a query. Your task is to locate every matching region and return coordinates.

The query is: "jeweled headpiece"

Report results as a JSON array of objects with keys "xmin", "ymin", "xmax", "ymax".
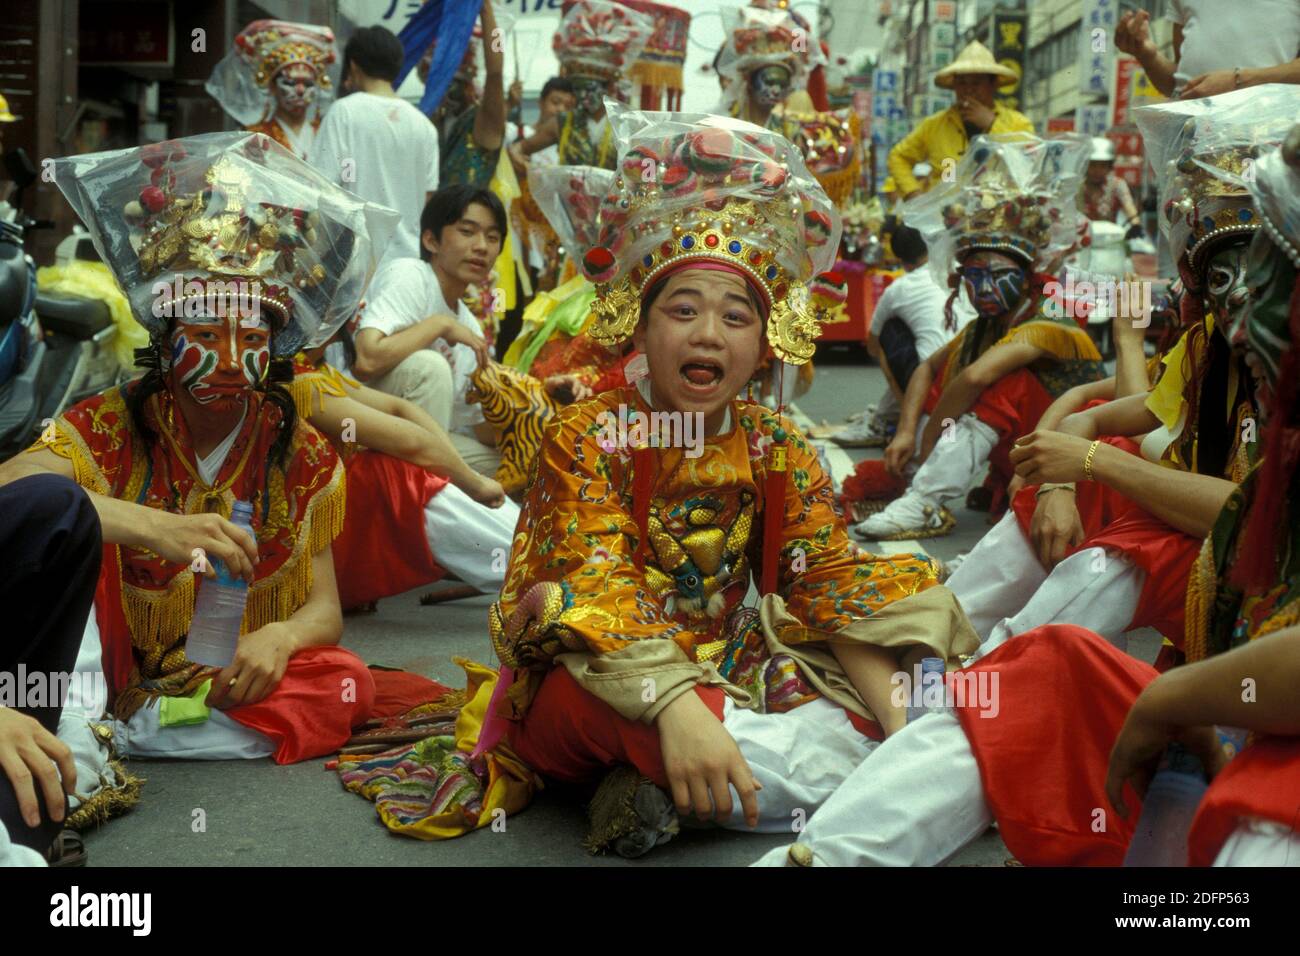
[
  {"xmin": 52, "ymin": 132, "xmax": 399, "ymax": 355},
  {"xmin": 904, "ymin": 132, "xmax": 1090, "ymax": 280},
  {"xmin": 716, "ymin": 6, "xmax": 824, "ymax": 111},
  {"xmin": 553, "ymin": 0, "xmax": 652, "ymax": 83},
  {"xmin": 1134, "ymin": 85, "xmax": 1300, "ymax": 278},
  {"xmin": 206, "ymin": 20, "xmax": 336, "ymax": 126},
  {"xmin": 577, "ymin": 103, "xmax": 842, "ymax": 365}
]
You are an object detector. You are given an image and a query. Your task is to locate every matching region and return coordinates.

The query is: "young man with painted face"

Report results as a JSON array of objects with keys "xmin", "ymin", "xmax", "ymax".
[
  {"xmin": 207, "ymin": 21, "xmax": 337, "ymax": 161},
  {"xmin": 854, "ymin": 135, "xmax": 1106, "ymax": 541},
  {"xmin": 939, "ymin": 95, "xmax": 1290, "ymax": 669},
  {"xmin": 506, "ymin": 0, "xmax": 651, "ymax": 174},
  {"xmin": 353, "ymin": 185, "xmax": 502, "ymax": 478},
  {"xmin": 477, "ymin": 108, "xmax": 978, "ymax": 858},
  {"xmin": 0, "ymin": 133, "xmax": 397, "ymax": 764},
  {"xmin": 756, "ymin": 126, "xmax": 1300, "ymax": 867},
  {"xmin": 887, "ymin": 42, "xmax": 1034, "ymax": 200},
  {"xmin": 713, "ymin": 6, "xmax": 818, "ymax": 129}
]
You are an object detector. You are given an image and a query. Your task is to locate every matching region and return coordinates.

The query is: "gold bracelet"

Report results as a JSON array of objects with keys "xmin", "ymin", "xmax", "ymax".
[
  {"xmin": 1035, "ymin": 482, "xmax": 1077, "ymax": 498},
  {"xmin": 1083, "ymin": 439, "xmax": 1102, "ymax": 481}
]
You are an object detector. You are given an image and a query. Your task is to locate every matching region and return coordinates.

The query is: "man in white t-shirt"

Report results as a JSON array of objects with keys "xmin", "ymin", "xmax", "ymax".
[
  {"xmin": 352, "ymin": 185, "xmax": 503, "ymax": 477},
  {"xmin": 1115, "ymin": 1, "xmax": 1300, "ymax": 99},
  {"xmin": 312, "ymin": 25, "xmax": 441, "ymax": 263},
  {"xmin": 833, "ymin": 225, "xmax": 975, "ymax": 448}
]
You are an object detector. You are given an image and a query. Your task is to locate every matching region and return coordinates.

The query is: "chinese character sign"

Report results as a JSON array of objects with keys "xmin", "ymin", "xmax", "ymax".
[
  {"xmin": 991, "ymin": 11, "xmax": 1027, "ymax": 110},
  {"xmin": 1078, "ymin": 0, "xmax": 1117, "ymax": 96},
  {"xmin": 1076, "ymin": 104, "xmax": 1109, "ymax": 137}
]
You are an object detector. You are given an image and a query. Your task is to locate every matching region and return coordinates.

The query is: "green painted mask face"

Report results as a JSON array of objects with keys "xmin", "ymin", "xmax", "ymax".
[{"xmin": 1239, "ymin": 228, "xmax": 1298, "ymax": 418}]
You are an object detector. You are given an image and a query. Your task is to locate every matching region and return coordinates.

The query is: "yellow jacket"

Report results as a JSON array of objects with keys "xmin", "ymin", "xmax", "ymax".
[{"xmin": 888, "ymin": 103, "xmax": 1035, "ymax": 196}]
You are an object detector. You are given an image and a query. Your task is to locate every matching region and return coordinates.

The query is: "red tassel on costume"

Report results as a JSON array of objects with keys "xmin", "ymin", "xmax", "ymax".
[
  {"xmin": 761, "ymin": 426, "xmax": 789, "ymax": 596},
  {"xmin": 631, "ymin": 445, "xmax": 656, "ymax": 573}
]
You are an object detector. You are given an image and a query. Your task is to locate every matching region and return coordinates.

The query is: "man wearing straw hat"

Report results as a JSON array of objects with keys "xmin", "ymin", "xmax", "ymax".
[{"xmin": 887, "ymin": 41, "xmax": 1033, "ymax": 200}]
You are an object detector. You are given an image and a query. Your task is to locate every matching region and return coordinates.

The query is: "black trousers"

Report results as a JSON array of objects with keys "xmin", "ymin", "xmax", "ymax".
[
  {"xmin": 0, "ymin": 473, "xmax": 101, "ymax": 855},
  {"xmin": 878, "ymin": 318, "xmax": 920, "ymax": 397}
]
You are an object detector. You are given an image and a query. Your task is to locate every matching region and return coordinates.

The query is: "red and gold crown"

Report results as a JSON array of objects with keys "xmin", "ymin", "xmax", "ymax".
[
  {"xmin": 577, "ymin": 105, "xmax": 842, "ymax": 365},
  {"xmin": 235, "ymin": 20, "xmax": 335, "ymax": 88},
  {"xmin": 716, "ymin": 6, "xmax": 823, "ymax": 96},
  {"xmin": 52, "ymin": 132, "xmax": 399, "ymax": 356},
  {"xmin": 553, "ymin": 0, "xmax": 653, "ymax": 82}
]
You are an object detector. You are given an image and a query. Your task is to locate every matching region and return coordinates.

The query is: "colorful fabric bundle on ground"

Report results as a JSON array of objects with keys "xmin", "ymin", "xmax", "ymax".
[{"xmin": 335, "ymin": 660, "xmax": 539, "ymax": 840}]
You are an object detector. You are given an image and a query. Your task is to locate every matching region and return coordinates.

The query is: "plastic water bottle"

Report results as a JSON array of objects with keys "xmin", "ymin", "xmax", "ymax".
[
  {"xmin": 184, "ymin": 501, "xmax": 254, "ymax": 667},
  {"xmin": 907, "ymin": 657, "xmax": 947, "ymax": 723},
  {"xmin": 1122, "ymin": 743, "xmax": 1209, "ymax": 867}
]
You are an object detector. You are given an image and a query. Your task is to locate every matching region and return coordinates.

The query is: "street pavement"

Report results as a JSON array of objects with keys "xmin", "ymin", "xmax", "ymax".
[{"xmin": 82, "ymin": 350, "xmax": 1153, "ymax": 867}]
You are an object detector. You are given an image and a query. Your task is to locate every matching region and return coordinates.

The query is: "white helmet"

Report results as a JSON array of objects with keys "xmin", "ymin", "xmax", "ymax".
[{"xmin": 1090, "ymin": 136, "xmax": 1116, "ymax": 162}]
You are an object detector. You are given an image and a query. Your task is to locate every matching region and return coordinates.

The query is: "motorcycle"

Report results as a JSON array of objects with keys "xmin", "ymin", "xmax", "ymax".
[{"xmin": 0, "ymin": 148, "xmax": 124, "ymax": 462}]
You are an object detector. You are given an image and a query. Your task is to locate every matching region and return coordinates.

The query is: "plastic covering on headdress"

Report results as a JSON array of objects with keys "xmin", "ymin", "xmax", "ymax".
[
  {"xmin": 1135, "ymin": 84, "xmax": 1300, "ymax": 273},
  {"xmin": 903, "ymin": 131, "xmax": 1090, "ymax": 284},
  {"xmin": 206, "ymin": 20, "xmax": 337, "ymax": 127},
  {"xmin": 527, "ymin": 165, "xmax": 616, "ymax": 258},
  {"xmin": 715, "ymin": 5, "xmax": 825, "ymax": 112},
  {"xmin": 1249, "ymin": 124, "xmax": 1300, "ymax": 269},
  {"xmin": 553, "ymin": 0, "xmax": 653, "ymax": 81},
  {"xmin": 52, "ymin": 132, "xmax": 399, "ymax": 355},
  {"xmin": 579, "ymin": 101, "xmax": 841, "ymax": 364}
]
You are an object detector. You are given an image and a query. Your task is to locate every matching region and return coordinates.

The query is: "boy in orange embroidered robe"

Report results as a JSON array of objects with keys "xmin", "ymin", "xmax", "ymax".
[
  {"xmin": 853, "ymin": 135, "xmax": 1106, "ymax": 541},
  {"xmin": 207, "ymin": 20, "xmax": 337, "ymax": 161},
  {"xmin": 0, "ymin": 132, "xmax": 400, "ymax": 764},
  {"xmin": 756, "ymin": 106, "xmax": 1300, "ymax": 868},
  {"xmin": 948, "ymin": 112, "xmax": 1273, "ymax": 662},
  {"xmin": 483, "ymin": 107, "xmax": 978, "ymax": 857}
]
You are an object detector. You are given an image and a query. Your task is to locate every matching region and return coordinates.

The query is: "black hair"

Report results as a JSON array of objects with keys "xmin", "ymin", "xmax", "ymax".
[
  {"xmin": 540, "ymin": 76, "xmax": 574, "ymax": 101},
  {"xmin": 418, "ymin": 184, "xmax": 508, "ymax": 262},
  {"xmin": 890, "ymin": 224, "xmax": 927, "ymax": 265},
  {"xmin": 342, "ymin": 26, "xmax": 405, "ymax": 85}
]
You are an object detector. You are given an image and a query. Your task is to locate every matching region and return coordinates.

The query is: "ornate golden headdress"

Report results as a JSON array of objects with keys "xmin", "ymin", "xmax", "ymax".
[
  {"xmin": 52, "ymin": 132, "xmax": 399, "ymax": 356},
  {"xmin": 904, "ymin": 132, "xmax": 1090, "ymax": 278},
  {"xmin": 207, "ymin": 20, "xmax": 336, "ymax": 127},
  {"xmin": 577, "ymin": 104, "xmax": 842, "ymax": 365},
  {"xmin": 1135, "ymin": 85, "xmax": 1300, "ymax": 278},
  {"xmin": 553, "ymin": 0, "xmax": 653, "ymax": 82}
]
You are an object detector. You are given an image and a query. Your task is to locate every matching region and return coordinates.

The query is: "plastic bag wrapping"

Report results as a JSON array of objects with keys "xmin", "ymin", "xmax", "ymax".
[
  {"xmin": 51, "ymin": 131, "xmax": 399, "ymax": 355},
  {"xmin": 715, "ymin": 4, "xmax": 825, "ymax": 113},
  {"xmin": 526, "ymin": 164, "xmax": 616, "ymax": 260},
  {"xmin": 205, "ymin": 20, "xmax": 337, "ymax": 128},
  {"xmin": 553, "ymin": 0, "xmax": 653, "ymax": 79},
  {"xmin": 901, "ymin": 131, "xmax": 1091, "ymax": 285},
  {"xmin": 1249, "ymin": 125, "xmax": 1300, "ymax": 268},
  {"xmin": 1134, "ymin": 84, "xmax": 1300, "ymax": 264},
  {"xmin": 588, "ymin": 100, "xmax": 841, "ymax": 287}
]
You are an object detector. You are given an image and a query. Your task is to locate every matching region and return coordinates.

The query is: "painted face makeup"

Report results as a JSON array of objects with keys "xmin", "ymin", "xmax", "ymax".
[
  {"xmin": 1237, "ymin": 229, "xmax": 1297, "ymax": 417},
  {"xmin": 749, "ymin": 65, "xmax": 793, "ymax": 109},
  {"xmin": 960, "ymin": 251, "xmax": 1027, "ymax": 317},
  {"xmin": 273, "ymin": 63, "xmax": 317, "ymax": 113},
  {"xmin": 1204, "ymin": 242, "xmax": 1252, "ymax": 345},
  {"xmin": 169, "ymin": 310, "xmax": 271, "ymax": 406},
  {"xmin": 571, "ymin": 76, "xmax": 606, "ymax": 115}
]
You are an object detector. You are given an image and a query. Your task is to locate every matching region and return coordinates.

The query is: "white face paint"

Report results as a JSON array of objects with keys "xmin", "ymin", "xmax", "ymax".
[{"xmin": 273, "ymin": 63, "xmax": 317, "ymax": 114}]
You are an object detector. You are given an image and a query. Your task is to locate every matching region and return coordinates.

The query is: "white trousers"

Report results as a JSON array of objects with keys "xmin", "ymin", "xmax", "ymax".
[
  {"xmin": 947, "ymin": 511, "xmax": 1145, "ymax": 658},
  {"xmin": 112, "ymin": 699, "xmax": 275, "ymax": 761},
  {"xmin": 910, "ymin": 413, "xmax": 999, "ymax": 506},
  {"xmin": 424, "ymin": 484, "xmax": 520, "ymax": 593},
  {"xmin": 715, "ymin": 696, "xmax": 878, "ymax": 834}
]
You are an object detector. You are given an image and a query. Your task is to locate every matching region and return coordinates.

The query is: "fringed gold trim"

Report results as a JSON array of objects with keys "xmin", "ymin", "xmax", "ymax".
[
  {"xmin": 814, "ymin": 160, "xmax": 861, "ymax": 208},
  {"xmin": 1183, "ymin": 535, "xmax": 1216, "ymax": 664},
  {"xmin": 122, "ymin": 572, "xmax": 196, "ymax": 656},
  {"xmin": 629, "ymin": 61, "xmax": 684, "ymax": 93},
  {"xmin": 67, "ymin": 757, "xmax": 145, "ymax": 831},
  {"xmin": 243, "ymin": 458, "xmax": 346, "ymax": 632},
  {"xmin": 1006, "ymin": 320, "xmax": 1102, "ymax": 361},
  {"xmin": 286, "ymin": 365, "xmax": 359, "ymax": 419}
]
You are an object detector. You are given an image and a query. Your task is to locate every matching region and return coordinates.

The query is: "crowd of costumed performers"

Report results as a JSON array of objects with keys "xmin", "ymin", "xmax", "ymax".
[
  {"xmin": 206, "ymin": 20, "xmax": 338, "ymax": 161},
  {"xmin": 754, "ymin": 109, "xmax": 1300, "ymax": 868},
  {"xmin": 839, "ymin": 132, "xmax": 1107, "ymax": 541}
]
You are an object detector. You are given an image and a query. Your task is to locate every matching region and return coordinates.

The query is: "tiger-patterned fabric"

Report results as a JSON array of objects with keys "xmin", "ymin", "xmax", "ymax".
[{"xmin": 467, "ymin": 363, "xmax": 561, "ymax": 495}]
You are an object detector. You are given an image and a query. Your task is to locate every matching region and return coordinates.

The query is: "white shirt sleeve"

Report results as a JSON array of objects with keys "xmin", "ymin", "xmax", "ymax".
[
  {"xmin": 869, "ymin": 279, "xmax": 901, "ymax": 336},
  {"xmin": 357, "ymin": 260, "xmax": 428, "ymax": 338},
  {"xmin": 426, "ymin": 121, "xmax": 441, "ymax": 194}
]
